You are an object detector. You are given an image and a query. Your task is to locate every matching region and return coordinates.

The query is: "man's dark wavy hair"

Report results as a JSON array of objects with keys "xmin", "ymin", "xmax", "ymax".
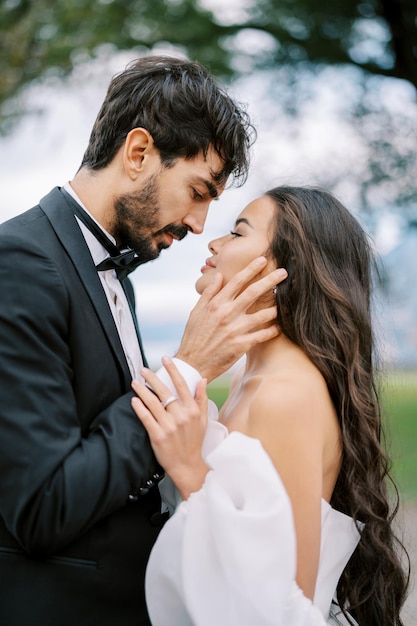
[{"xmin": 81, "ymin": 55, "xmax": 255, "ymax": 186}]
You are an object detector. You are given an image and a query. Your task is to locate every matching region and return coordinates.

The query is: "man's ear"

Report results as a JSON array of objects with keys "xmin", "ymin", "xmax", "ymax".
[{"xmin": 123, "ymin": 127, "xmax": 156, "ymax": 180}]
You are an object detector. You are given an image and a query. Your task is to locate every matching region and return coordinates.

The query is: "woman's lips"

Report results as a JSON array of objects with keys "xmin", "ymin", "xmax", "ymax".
[{"xmin": 200, "ymin": 259, "xmax": 216, "ymax": 273}]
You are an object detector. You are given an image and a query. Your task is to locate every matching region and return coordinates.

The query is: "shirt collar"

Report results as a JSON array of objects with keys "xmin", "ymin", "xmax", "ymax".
[{"xmin": 64, "ymin": 181, "xmax": 115, "ymax": 265}]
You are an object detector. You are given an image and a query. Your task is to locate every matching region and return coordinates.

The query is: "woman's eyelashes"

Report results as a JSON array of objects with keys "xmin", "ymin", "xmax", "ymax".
[{"xmin": 229, "ymin": 230, "xmax": 242, "ymax": 238}]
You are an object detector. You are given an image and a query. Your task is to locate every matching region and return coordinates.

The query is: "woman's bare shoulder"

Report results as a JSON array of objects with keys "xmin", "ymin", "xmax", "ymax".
[{"xmin": 248, "ymin": 366, "xmax": 329, "ymax": 425}]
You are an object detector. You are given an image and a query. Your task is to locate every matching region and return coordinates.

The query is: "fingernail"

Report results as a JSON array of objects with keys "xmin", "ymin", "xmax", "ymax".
[
  {"xmin": 255, "ymin": 256, "xmax": 266, "ymax": 266},
  {"xmin": 162, "ymin": 356, "xmax": 172, "ymax": 364},
  {"xmin": 275, "ymin": 268, "xmax": 288, "ymax": 278}
]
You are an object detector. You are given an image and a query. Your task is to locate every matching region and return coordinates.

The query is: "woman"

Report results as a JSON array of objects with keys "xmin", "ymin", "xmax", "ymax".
[{"xmin": 131, "ymin": 186, "xmax": 409, "ymax": 625}]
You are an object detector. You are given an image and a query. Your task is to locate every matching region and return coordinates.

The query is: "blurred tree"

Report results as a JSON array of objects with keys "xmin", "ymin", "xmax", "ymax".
[
  {"xmin": 0, "ymin": 0, "xmax": 224, "ymax": 128},
  {"xmin": 1, "ymin": 0, "xmax": 416, "ymax": 212},
  {"xmin": 223, "ymin": 0, "xmax": 417, "ymax": 88},
  {"xmin": 1, "ymin": 0, "xmax": 416, "ymax": 127}
]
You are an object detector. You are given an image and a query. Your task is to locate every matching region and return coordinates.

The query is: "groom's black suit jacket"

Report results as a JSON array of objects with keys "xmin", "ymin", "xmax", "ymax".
[{"xmin": 0, "ymin": 188, "xmax": 163, "ymax": 626}]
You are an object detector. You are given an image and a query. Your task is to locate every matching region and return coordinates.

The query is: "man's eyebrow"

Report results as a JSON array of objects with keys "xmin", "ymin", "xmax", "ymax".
[{"xmin": 198, "ymin": 179, "xmax": 219, "ymax": 199}]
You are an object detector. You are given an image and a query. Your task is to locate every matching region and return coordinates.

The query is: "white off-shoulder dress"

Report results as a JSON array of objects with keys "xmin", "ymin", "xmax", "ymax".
[{"xmin": 145, "ymin": 404, "xmax": 361, "ymax": 626}]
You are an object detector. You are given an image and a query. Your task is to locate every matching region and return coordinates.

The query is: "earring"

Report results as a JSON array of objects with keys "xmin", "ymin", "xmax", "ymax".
[{"xmin": 272, "ymin": 285, "xmax": 278, "ymax": 295}]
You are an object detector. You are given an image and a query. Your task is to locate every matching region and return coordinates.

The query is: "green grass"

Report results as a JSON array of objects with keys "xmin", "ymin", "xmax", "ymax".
[
  {"xmin": 208, "ymin": 370, "xmax": 417, "ymax": 503},
  {"xmin": 207, "ymin": 380, "xmax": 229, "ymax": 410},
  {"xmin": 382, "ymin": 371, "xmax": 417, "ymax": 503}
]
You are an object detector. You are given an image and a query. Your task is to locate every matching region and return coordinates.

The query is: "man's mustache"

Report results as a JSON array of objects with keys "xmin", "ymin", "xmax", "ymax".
[{"xmin": 157, "ymin": 223, "xmax": 190, "ymax": 240}]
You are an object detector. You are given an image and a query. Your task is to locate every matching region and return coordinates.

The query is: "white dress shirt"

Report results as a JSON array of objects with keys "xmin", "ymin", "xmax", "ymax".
[{"xmin": 64, "ymin": 183, "xmax": 143, "ymax": 381}]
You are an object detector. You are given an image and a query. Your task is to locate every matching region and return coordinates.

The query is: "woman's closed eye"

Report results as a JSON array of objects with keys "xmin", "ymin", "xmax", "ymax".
[{"xmin": 230, "ymin": 230, "xmax": 242, "ymax": 238}]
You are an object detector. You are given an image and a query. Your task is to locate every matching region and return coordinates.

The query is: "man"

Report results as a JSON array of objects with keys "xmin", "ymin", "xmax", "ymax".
[{"xmin": 0, "ymin": 56, "xmax": 283, "ymax": 626}]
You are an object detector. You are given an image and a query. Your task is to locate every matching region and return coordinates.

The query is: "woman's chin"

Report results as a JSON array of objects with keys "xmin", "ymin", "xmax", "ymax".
[{"xmin": 195, "ymin": 275, "xmax": 208, "ymax": 295}]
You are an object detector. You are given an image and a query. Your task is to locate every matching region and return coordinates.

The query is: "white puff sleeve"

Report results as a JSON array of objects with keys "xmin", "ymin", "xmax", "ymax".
[{"xmin": 145, "ymin": 432, "xmax": 328, "ymax": 626}]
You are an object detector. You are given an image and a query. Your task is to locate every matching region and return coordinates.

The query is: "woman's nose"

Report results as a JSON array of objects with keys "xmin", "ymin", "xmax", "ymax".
[
  {"xmin": 208, "ymin": 238, "xmax": 220, "ymax": 254},
  {"xmin": 209, "ymin": 232, "xmax": 229, "ymax": 254}
]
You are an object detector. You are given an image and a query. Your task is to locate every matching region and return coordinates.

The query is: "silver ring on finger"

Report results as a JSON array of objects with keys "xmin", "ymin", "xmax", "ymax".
[{"xmin": 161, "ymin": 395, "xmax": 178, "ymax": 409}]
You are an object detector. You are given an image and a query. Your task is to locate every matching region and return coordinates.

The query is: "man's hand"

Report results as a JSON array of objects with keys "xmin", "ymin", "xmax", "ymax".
[{"xmin": 176, "ymin": 257, "xmax": 287, "ymax": 381}]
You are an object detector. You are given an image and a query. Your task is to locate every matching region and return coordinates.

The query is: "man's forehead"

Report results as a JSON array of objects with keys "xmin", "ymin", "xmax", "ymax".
[
  {"xmin": 199, "ymin": 150, "xmax": 224, "ymax": 172},
  {"xmin": 181, "ymin": 150, "xmax": 226, "ymax": 195}
]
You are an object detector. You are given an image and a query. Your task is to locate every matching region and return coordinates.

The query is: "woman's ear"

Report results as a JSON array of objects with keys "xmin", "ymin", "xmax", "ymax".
[{"xmin": 123, "ymin": 127, "xmax": 156, "ymax": 180}]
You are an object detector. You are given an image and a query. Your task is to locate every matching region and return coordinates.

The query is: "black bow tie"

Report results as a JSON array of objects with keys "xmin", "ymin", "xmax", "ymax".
[
  {"xmin": 95, "ymin": 250, "xmax": 142, "ymax": 280},
  {"xmin": 62, "ymin": 188, "xmax": 141, "ymax": 280}
]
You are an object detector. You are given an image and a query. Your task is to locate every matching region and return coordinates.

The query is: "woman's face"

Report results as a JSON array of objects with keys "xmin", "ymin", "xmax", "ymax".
[{"xmin": 195, "ymin": 195, "xmax": 277, "ymax": 295}]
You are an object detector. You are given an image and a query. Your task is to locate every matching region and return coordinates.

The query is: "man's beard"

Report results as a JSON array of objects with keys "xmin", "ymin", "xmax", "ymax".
[{"xmin": 113, "ymin": 174, "xmax": 189, "ymax": 266}]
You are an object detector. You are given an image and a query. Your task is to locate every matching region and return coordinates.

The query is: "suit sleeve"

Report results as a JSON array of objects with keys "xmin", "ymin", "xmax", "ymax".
[{"xmin": 0, "ymin": 235, "xmax": 159, "ymax": 556}]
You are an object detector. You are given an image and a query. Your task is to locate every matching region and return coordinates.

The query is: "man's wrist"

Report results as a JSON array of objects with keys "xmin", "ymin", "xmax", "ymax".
[{"xmin": 155, "ymin": 357, "xmax": 202, "ymax": 396}]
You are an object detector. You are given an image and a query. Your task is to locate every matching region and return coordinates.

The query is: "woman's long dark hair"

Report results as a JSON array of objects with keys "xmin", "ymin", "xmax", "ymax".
[{"xmin": 266, "ymin": 186, "xmax": 409, "ymax": 625}]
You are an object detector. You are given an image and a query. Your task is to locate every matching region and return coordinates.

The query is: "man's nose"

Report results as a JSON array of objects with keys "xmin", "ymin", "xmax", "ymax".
[{"xmin": 183, "ymin": 204, "xmax": 210, "ymax": 235}]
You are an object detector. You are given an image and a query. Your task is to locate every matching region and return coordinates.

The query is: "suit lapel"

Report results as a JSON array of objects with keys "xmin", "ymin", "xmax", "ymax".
[
  {"xmin": 39, "ymin": 187, "xmax": 132, "ymax": 386},
  {"xmin": 120, "ymin": 278, "xmax": 149, "ymax": 368}
]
